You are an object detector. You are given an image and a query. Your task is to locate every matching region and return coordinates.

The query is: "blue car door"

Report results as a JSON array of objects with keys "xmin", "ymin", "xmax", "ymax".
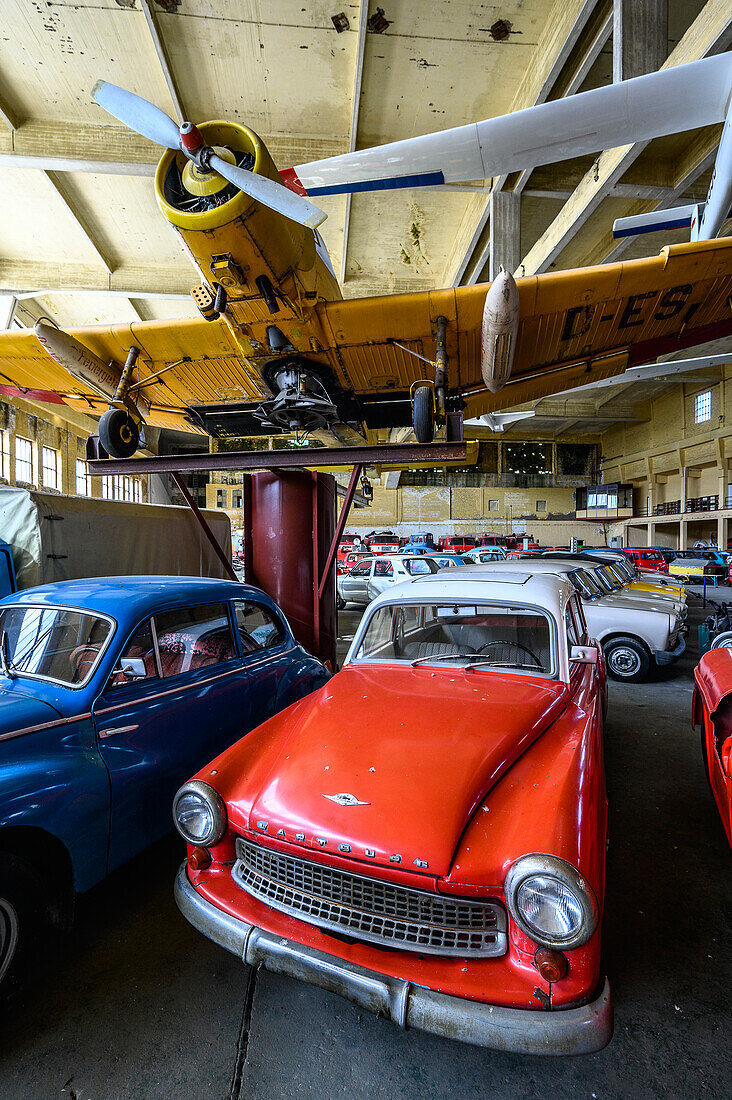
[
  {"xmin": 231, "ymin": 597, "xmax": 292, "ymax": 726},
  {"xmin": 92, "ymin": 601, "xmax": 252, "ymax": 872}
]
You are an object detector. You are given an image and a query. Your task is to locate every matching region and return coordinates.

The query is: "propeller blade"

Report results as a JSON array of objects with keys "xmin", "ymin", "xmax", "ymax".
[
  {"xmin": 286, "ymin": 53, "xmax": 732, "ymax": 197},
  {"xmin": 208, "ymin": 152, "xmax": 327, "ymax": 229},
  {"xmin": 91, "ymin": 80, "xmax": 181, "ymax": 149}
]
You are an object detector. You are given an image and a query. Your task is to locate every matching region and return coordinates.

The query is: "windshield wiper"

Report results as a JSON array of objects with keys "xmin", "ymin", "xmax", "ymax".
[
  {"xmin": 410, "ymin": 651, "xmax": 483, "ymax": 667},
  {"xmin": 0, "ymin": 631, "xmax": 16, "ymax": 679},
  {"xmin": 465, "ymin": 659, "xmax": 545, "ymax": 672}
]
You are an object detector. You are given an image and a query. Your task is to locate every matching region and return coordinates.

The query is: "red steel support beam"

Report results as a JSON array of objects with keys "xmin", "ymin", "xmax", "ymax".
[
  {"xmin": 171, "ymin": 472, "xmax": 238, "ymax": 582},
  {"xmin": 89, "ymin": 441, "xmax": 468, "ymax": 475},
  {"xmin": 318, "ymin": 464, "xmax": 363, "ymax": 601}
]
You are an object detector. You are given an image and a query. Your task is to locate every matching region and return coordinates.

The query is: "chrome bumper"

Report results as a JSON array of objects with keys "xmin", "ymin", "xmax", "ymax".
[{"xmin": 175, "ymin": 863, "xmax": 613, "ymax": 1055}]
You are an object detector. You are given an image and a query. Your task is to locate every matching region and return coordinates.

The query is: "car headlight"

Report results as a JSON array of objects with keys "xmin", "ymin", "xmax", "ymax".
[
  {"xmin": 173, "ymin": 780, "xmax": 227, "ymax": 847},
  {"xmin": 504, "ymin": 854, "xmax": 598, "ymax": 950}
]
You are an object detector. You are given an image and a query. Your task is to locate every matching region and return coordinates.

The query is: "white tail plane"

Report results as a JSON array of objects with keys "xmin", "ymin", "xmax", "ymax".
[{"xmin": 613, "ymin": 85, "xmax": 732, "ymax": 242}]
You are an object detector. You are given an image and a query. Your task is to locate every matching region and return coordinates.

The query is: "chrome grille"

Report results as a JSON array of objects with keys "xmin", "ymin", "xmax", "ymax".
[{"xmin": 233, "ymin": 839, "xmax": 506, "ymax": 957}]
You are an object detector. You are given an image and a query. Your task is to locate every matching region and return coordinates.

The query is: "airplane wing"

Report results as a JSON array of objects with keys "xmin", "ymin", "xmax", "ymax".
[
  {"xmin": 315, "ymin": 236, "xmax": 732, "ymax": 420},
  {"xmin": 1, "ymin": 237, "xmax": 731, "ymax": 438},
  {"xmin": 0, "ymin": 315, "xmax": 269, "ymax": 433}
]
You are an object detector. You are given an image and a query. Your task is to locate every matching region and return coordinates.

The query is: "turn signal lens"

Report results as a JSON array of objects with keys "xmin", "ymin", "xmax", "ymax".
[
  {"xmin": 188, "ymin": 847, "xmax": 211, "ymax": 871},
  {"xmin": 535, "ymin": 947, "xmax": 568, "ymax": 983}
]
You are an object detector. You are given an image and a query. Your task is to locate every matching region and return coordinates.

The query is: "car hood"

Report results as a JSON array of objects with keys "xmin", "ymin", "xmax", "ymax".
[
  {"xmin": 601, "ymin": 592, "xmax": 680, "ymax": 615},
  {"xmin": 0, "ymin": 684, "xmax": 61, "ymax": 736},
  {"xmin": 227, "ymin": 665, "xmax": 567, "ymax": 878}
]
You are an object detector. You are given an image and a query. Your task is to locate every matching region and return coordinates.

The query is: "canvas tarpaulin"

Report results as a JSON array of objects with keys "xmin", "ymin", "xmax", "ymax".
[{"xmin": 0, "ymin": 487, "xmax": 232, "ymax": 590}]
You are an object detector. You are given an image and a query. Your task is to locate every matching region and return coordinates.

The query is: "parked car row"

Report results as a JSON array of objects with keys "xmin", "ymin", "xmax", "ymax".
[{"xmin": 0, "ymin": 543, "xmax": 719, "ymax": 1062}]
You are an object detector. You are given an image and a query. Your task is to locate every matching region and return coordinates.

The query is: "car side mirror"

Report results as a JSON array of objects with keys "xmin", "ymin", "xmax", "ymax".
[
  {"xmin": 570, "ymin": 644, "xmax": 598, "ymax": 666},
  {"xmin": 119, "ymin": 657, "xmax": 147, "ymax": 681}
]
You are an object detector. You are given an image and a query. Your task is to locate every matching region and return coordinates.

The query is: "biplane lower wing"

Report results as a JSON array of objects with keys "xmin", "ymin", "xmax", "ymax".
[
  {"xmin": 316, "ymin": 237, "xmax": 732, "ymax": 419},
  {"xmin": 0, "ymin": 238, "xmax": 731, "ymax": 440}
]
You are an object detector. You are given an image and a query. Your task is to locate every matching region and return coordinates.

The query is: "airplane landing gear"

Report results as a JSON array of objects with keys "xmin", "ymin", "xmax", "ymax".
[
  {"xmin": 98, "ymin": 408, "xmax": 140, "ymax": 459},
  {"xmin": 412, "ymin": 384, "xmax": 434, "ymax": 443},
  {"xmin": 98, "ymin": 345, "xmax": 144, "ymax": 459},
  {"xmin": 410, "ymin": 316, "xmax": 448, "ymax": 444}
]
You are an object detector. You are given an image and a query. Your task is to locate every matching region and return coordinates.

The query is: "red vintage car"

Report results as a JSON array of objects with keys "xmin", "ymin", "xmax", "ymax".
[
  {"xmin": 693, "ymin": 647, "xmax": 732, "ymax": 846},
  {"xmin": 174, "ymin": 571, "xmax": 612, "ymax": 1055}
]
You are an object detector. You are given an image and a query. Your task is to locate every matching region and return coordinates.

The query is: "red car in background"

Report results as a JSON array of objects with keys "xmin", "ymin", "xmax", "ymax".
[
  {"xmin": 693, "ymin": 648, "xmax": 732, "ymax": 846},
  {"xmin": 437, "ymin": 535, "xmax": 476, "ymax": 553},
  {"xmin": 624, "ymin": 548, "xmax": 669, "ymax": 574},
  {"xmin": 174, "ymin": 571, "xmax": 611, "ymax": 1055}
]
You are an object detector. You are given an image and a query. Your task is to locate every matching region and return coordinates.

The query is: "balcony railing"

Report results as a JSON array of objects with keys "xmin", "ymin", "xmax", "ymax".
[{"xmin": 633, "ymin": 496, "xmax": 732, "ymax": 517}]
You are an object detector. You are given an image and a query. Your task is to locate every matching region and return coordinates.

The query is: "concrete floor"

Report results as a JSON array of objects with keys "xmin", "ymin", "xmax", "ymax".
[{"xmin": 1, "ymin": 598, "xmax": 730, "ymax": 1099}]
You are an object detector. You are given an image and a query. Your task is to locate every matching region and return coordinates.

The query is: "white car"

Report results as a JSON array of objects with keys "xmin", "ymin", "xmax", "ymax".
[
  {"xmin": 457, "ymin": 560, "xmax": 686, "ymax": 682},
  {"xmin": 462, "ymin": 547, "xmax": 507, "ymax": 563},
  {"xmin": 337, "ymin": 555, "xmax": 439, "ymax": 608}
]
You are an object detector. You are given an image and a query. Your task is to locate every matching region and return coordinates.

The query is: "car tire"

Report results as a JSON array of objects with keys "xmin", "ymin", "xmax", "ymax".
[
  {"xmin": 603, "ymin": 636, "xmax": 650, "ymax": 683},
  {"xmin": 0, "ymin": 854, "xmax": 45, "ymax": 1003},
  {"xmin": 413, "ymin": 385, "xmax": 434, "ymax": 444}
]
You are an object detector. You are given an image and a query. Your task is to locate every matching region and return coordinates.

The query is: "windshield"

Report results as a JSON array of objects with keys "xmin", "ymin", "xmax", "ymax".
[
  {"xmin": 570, "ymin": 569, "xmax": 600, "ymax": 600},
  {"xmin": 405, "ymin": 558, "xmax": 439, "ymax": 575},
  {"xmin": 0, "ymin": 604, "xmax": 113, "ymax": 687},
  {"xmin": 354, "ymin": 601, "xmax": 555, "ymax": 676}
]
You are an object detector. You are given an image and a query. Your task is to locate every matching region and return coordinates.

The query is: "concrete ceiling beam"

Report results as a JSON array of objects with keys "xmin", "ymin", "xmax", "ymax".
[
  {"xmin": 139, "ymin": 0, "xmax": 186, "ymax": 125},
  {"xmin": 0, "ymin": 260, "xmax": 193, "ymax": 299},
  {"xmin": 340, "ymin": 0, "xmax": 369, "ymax": 286},
  {"xmin": 445, "ymin": 0, "xmax": 602, "ymax": 287}
]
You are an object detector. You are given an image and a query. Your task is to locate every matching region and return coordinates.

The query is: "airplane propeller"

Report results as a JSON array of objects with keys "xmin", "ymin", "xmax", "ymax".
[{"xmin": 90, "ymin": 81, "xmax": 327, "ymax": 229}]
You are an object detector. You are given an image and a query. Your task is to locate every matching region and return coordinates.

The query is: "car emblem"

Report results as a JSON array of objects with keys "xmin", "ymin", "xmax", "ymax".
[
  {"xmin": 364, "ymin": 848, "xmax": 375, "ymax": 858},
  {"xmin": 315, "ymin": 837, "xmax": 328, "ymax": 847},
  {"xmin": 389, "ymin": 854, "xmax": 402, "ymax": 863},
  {"xmin": 324, "ymin": 792, "xmax": 370, "ymax": 807},
  {"xmin": 276, "ymin": 828, "xmax": 286, "ymax": 837},
  {"xmin": 256, "ymin": 820, "xmax": 268, "ymax": 831},
  {"xmin": 338, "ymin": 843, "xmax": 351, "ymax": 853},
  {"xmin": 296, "ymin": 833, "xmax": 305, "ymax": 842},
  {"xmin": 413, "ymin": 858, "xmax": 428, "ymax": 869}
]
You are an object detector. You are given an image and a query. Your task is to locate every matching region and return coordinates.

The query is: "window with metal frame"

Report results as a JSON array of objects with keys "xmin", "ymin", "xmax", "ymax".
[
  {"xmin": 14, "ymin": 437, "xmax": 33, "ymax": 483},
  {"xmin": 41, "ymin": 446, "xmax": 59, "ymax": 490},
  {"xmin": 695, "ymin": 390, "xmax": 712, "ymax": 423}
]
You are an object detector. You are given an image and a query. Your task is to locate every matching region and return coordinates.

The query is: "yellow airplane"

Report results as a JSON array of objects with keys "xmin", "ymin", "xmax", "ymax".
[{"xmin": 0, "ymin": 57, "xmax": 731, "ymax": 458}]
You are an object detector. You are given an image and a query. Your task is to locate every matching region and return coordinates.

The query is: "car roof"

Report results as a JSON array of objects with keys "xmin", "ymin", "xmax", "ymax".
[
  {"xmin": 0, "ymin": 576, "xmax": 269, "ymax": 626},
  {"xmin": 367, "ymin": 565, "xmax": 573, "ymax": 617}
]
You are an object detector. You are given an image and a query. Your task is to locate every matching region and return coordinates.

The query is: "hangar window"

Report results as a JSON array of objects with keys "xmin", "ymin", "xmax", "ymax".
[
  {"xmin": 133, "ymin": 479, "xmax": 142, "ymax": 503},
  {"xmin": 0, "ymin": 431, "xmax": 9, "ymax": 480},
  {"xmin": 154, "ymin": 603, "xmax": 236, "ymax": 678},
  {"xmin": 488, "ymin": 499, "xmax": 499, "ymax": 511},
  {"xmin": 101, "ymin": 475, "xmax": 112, "ymax": 499},
  {"xmin": 14, "ymin": 437, "xmax": 34, "ymax": 484},
  {"xmin": 76, "ymin": 459, "xmax": 91, "ymax": 496},
  {"xmin": 233, "ymin": 600, "xmax": 286, "ymax": 651},
  {"xmin": 536, "ymin": 500, "xmax": 547, "ymax": 512},
  {"xmin": 695, "ymin": 390, "xmax": 712, "ymax": 423},
  {"xmin": 42, "ymin": 446, "xmax": 60, "ymax": 490}
]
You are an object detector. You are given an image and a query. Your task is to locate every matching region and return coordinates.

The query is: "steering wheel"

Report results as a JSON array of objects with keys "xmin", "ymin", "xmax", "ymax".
[
  {"xmin": 69, "ymin": 644, "xmax": 100, "ymax": 678},
  {"xmin": 476, "ymin": 640, "xmax": 543, "ymax": 668}
]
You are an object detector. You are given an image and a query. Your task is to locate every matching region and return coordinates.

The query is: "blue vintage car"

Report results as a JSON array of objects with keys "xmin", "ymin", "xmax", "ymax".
[{"xmin": 0, "ymin": 575, "xmax": 329, "ymax": 997}]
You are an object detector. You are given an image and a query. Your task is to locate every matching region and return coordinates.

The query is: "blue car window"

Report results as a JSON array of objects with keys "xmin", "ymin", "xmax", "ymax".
[
  {"xmin": 108, "ymin": 619, "xmax": 159, "ymax": 689},
  {"xmin": 0, "ymin": 605, "xmax": 113, "ymax": 687},
  {"xmin": 153, "ymin": 603, "xmax": 236, "ymax": 678},
  {"xmin": 233, "ymin": 600, "xmax": 285, "ymax": 652}
]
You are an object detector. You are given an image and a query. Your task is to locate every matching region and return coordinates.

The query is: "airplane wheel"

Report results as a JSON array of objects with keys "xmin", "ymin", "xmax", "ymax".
[
  {"xmin": 413, "ymin": 385, "xmax": 434, "ymax": 443},
  {"xmin": 99, "ymin": 409, "xmax": 139, "ymax": 459}
]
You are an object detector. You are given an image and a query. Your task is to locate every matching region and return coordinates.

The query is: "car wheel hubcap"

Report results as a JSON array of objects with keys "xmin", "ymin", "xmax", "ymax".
[
  {"xmin": 0, "ymin": 898, "xmax": 19, "ymax": 984},
  {"xmin": 610, "ymin": 647, "xmax": 640, "ymax": 675}
]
